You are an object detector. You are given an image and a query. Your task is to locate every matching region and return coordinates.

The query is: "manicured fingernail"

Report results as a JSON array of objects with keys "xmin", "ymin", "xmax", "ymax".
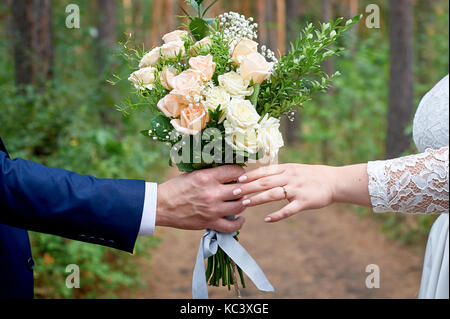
[
  {"xmin": 233, "ymin": 188, "xmax": 242, "ymax": 196},
  {"xmin": 242, "ymin": 199, "xmax": 251, "ymax": 206},
  {"xmin": 264, "ymin": 216, "xmax": 272, "ymax": 222},
  {"xmin": 238, "ymin": 175, "xmax": 248, "ymax": 183}
]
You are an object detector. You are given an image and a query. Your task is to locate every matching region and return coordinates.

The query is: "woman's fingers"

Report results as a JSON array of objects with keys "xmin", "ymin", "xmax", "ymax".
[
  {"xmin": 242, "ymin": 187, "xmax": 287, "ymax": 207},
  {"xmin": 265, "ymin": 201, "xmax": 303, "ymax": 223},
  {"xmin": 219, "ymin": 184, "xmax": 245, "ymax": 201},
  {"xmin": 238, "ymin": 165, "xmax": 284, "ymax": 183},
  {"xmin": 234, "ymin": 175, "xmax": 287, "ymax": 196}
]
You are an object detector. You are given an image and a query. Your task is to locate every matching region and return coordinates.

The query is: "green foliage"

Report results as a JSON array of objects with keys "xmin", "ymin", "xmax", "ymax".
[
  {"xmin": 0, "ymin": 0, "xmax": 166, "ymax": 298},
  {"xmin": 182, "ymin": 0, "xmax": 219, "ymax": 40},
  {"xmin": 258, "ymin": 15, "xmax": 362, "ymax": 118}
]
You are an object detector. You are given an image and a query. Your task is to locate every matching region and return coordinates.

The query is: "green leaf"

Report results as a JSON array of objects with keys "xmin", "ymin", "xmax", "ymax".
[
  {"xmin": 150, "ymin": 115, "xmax": 173, "ymax": 140},
  {"xmin": 176, "ymin": 161, "xmax": 196, "ymax": 172},
  {"xmin": 140, "ymin": 129, "xmax": 150, "ymax": 137},
  {"xmin": 249, "ymin": 83, "xmax": 261, "ymax": 107},
  {"xmin": 190, "ymin": 17, "xmax": 210, "ymax": 41}
]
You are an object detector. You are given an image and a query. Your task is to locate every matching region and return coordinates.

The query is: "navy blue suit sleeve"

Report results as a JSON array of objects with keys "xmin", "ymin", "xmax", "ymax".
[{"xmin": 0, "ymin": 151, "xmax": 145, "ymax": 253}]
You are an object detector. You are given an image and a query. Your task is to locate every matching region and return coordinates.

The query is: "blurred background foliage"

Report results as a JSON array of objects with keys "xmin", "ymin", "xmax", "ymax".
[{"xmin": 0, "ymin": 0, "xmax": 448, "ymax": 298}]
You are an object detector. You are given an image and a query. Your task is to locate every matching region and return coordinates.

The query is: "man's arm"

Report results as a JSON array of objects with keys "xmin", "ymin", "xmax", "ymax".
[{"xmin": 0, "ymin": 151, "xmax": 145, "ymax": 253}]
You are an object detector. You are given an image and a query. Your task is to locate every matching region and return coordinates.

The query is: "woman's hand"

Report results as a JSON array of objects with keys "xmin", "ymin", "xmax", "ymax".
[{"xmin": 233, "ymin": 163, "xmax": 371, "ymax": 223}]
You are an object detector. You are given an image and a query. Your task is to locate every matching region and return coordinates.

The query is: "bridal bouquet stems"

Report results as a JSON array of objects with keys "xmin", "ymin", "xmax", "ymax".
[{"xmin": 117, "ymin": 0, "xmax": 360, "ymax": 296}]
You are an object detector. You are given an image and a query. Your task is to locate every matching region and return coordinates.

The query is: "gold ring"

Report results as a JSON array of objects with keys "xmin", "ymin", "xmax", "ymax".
[{"xmin": 282, "ymin": 186, "xmax": 288, "ymax": 199}]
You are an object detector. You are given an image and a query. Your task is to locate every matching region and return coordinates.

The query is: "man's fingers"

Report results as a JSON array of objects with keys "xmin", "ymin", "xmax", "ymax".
[
  {"xmin": 211, "ymin": 216, "xmax": 245, "ymax": 233},
  {"xmin": 208, "ymin": 165, "xmax": 246, "ymax": 184},
  {"xmin": 218, "ymin": 200, "xmax": 246, "ymax": 216},
  {"xmin": 235, "ymin": 175, "xmax": 286, "ymax": 196},
  {"xmin": 238, "ymin": 165, "xmax": 283, "ymax": 183},
  {"xmin": 242, "ymin": 187, "xmax": 286, "ymax": 207},
  {"xmin": 265, "ymin": 201, "xmax": 302, "ymax": 223}
]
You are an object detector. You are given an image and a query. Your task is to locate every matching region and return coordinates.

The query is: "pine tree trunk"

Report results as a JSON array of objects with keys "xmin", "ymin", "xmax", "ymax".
[
  {"xmin": 320, "ymin": 0, "xmax": 334, "ymax": 162},
  {"xmin": 96, "ymin": 0, "xmax": 117, "ymax": 71},
  {"xmin": 386, "ymin": 0, "xmax": 413, "ymax": 159},
  {"xmin": 266, "ymin": 0, "xmax": 277, "ymax": 52},
  {"xmin": 241, "ymin": 0, "xmax": 251, "ymax": 17},
  {"xmin": 150, "ymin": 0, "xmax": 163, "ymax": 48},
  {"xmin": 284, "ymin": 0, "xmax": 301, "ymax": 145},
  {"xmin": 10, "ymin": 0, "xmax": 53, "ymax": 86},
  {"xmin": 257, "ymin": 0, "xmax": 267, "ymax": 46},
  {"xmin": 163, "ymin": 0, "xmax": 174, "ymax": 35}
]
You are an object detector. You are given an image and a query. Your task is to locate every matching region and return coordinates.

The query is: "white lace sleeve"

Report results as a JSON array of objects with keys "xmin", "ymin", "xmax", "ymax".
[{"xmin": 367, "ymin": 146, "xmax": 449, "ymax": 214}]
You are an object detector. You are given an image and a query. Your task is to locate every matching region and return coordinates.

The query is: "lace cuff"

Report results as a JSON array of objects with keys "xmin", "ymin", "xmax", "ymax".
[{"xmin": 367, "ymin": 146, "xmax": 449, "ymax": 214}]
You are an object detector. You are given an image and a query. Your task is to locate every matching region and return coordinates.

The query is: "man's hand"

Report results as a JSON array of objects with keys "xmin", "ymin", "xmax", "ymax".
[{"xmin": 156, "ymin": 165, "xmax": 246, "ymax": 233}]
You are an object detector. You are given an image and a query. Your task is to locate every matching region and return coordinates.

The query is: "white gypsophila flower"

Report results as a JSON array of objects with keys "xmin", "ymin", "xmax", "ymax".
[
  {"xmin": 202, "ymin": 86, "xmax": 231, "ymax": 113},
  {"xmin": 223, "ymin": 97, "xmax": 260, "ymax": 131},
  {"xmin": 218, "ymin": 71, "xmax": 254, "ymax": 97},
  {"xmin": 224, "ymin": 120, "xmax": 259, "ymax": 154},
  {"xmin": 128, "ymin": 67, "xmax": 156, "ymax": 90},
  {"xmin": 216, "ymin": 11, "xmax": 258, "ymax": 51},
  {"xmin": 257, "ymin": 114, "xmax": 284, "ymax": 161}
]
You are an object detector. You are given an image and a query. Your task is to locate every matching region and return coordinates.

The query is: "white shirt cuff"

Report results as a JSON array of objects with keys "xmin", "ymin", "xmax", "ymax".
[{"xmin": 138, "ymin": 182, "xmax": 157, "ymax": 236}]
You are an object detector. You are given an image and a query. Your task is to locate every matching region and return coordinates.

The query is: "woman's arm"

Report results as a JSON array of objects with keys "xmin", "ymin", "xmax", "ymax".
[{"xmin": 234, "ymin": 146, "xmax": 449, "ymax": 222}]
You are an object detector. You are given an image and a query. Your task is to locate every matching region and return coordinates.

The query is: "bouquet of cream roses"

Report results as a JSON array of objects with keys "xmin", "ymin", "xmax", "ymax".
[{"xmin": 119, "ymin": 0, "xmax": 360, "ymax": 297}]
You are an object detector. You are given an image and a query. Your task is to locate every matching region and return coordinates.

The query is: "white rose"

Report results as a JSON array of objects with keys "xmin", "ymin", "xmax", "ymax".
[
  {"xmin": 257, "ymin": 114, "xmax": 284, "ymax": 161},
  {"xmin": 139, "ymin": 47, "xmax": 160, "ymax": 68},
  {"xmin": 203, "ymin": 86, "xmax": 230, "ymax": 111},
  {"xmin": 128, "ymin": 67, "xmax": 156, "ymax": 90},
  {"xmin": 218, "ymin": 71, "xmax": 254, "ymax": 97},
  {"xmin": 160, "ymin": 41, "xmax": 186, "ymax": 59},
  {"xmin": 239, "ymin": 52, "xmax": 273, "ymax": 84},
  {"xmin": 162, "ymin": 30, "xmax": 189, "ymax": 43},
  {"xmin": 224, "ymin": 121, "xmax": 259, "ymax": 154},
  {"xmin": 224, "ymin": 97, "xmax": 260, "ymax": 130}
]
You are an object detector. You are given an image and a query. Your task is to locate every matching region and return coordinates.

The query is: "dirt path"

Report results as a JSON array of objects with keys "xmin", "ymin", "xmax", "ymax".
[{"xmin": 126, "ymin": 168, "xmax": 426, "ymax": 299}]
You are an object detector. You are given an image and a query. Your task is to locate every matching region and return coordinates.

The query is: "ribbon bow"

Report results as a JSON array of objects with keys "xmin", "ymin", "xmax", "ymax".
[{"xmin": 192, "ymin": 229, "xmax": 274, "ymax": 299}]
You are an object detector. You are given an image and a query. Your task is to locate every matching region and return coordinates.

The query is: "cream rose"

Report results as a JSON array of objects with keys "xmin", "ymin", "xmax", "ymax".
[
  {"xmin": 218, "ymin": 71, "xmax": 254, "ymax": 97},
  {"xmin": 232, "ymin": 39, "xmax": 258, "ymax": 64},
  {"xmin": 139, "ymin": 47, "xmax": 160, "ymax": 68},
  {"xmin": 169, "ymin": 69, "xmax": 203, "ymax": 102},
  {"xmin": 160, "ymin": 40, "xmax": 186, "ymax": 59},
  {"xmin": 128, "ymin": 67, "xmax": 156, "ymax": 90},
  {"xmin": 239, "ymin": 52, "xmax": 273, "ymax": 84},
  {"xmin": 157, "ymin": 93, "xmax": 186, "ymax": 118},
  {"xmin": 190, "ymin": 36, "xmax": 213, "ymax": 55},
  {"xmin": 202, "ymin": 86, "xmax": 230, "ymax": 112},
  {"xmin": 159, "ymin": 67, "xmax": 179, "ymax": 90},
  {"xmin": 223, "ymin": 98, "xmax": 260, "ymax": 130},
  {"xmin": 257, "ymin": 114, "xmax": 284, "ymax": 161},
  {"xmin": 189, "ymin": 55, "xmax": 216, "ymax": 82},
  {"xmin": 162, "ymin": 30, "xmax": 189, "ymax": 43},
  {"xmin": 224, "ymin": 121, "xmax": 259, "ymax": 154},
  {"xmin": 170, "ymin": 105, "xmax": 209, "ymax": 135}
]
